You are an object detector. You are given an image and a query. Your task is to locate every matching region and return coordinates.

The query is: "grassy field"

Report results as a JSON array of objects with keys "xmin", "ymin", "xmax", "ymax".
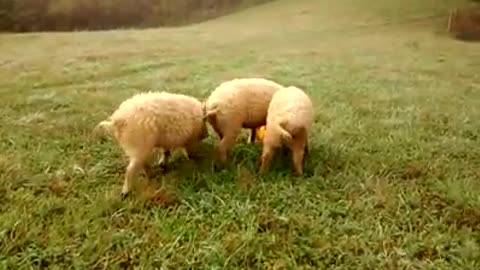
[{"xmin": 1, "ymin": 0, "xmax": 480, "ymax": 268}]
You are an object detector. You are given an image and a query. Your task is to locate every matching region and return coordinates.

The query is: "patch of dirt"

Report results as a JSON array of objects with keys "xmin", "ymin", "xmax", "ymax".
[
  {"xmin": 420, "ymin": 190, "xmax": 480, "ymax": 230},
  {"xmin": 414, "ymin": 245, "xmax": 440, "ymax": 261},
  {"xmin": 420, "ymin": 191, "xmax": 449, "ymax": 211},
  {"xmin": 48, "ymin": 178, "xmax": 69, "ymax": 197},
  {"xmin": 400, "ymin": 162, "xmax": 427, "ymax": 180},
  {"xmin": 142, "ymin": 187, "xmax": 179, "ymax": 208},
  {"xmin": 445, "ymin": 206, "xmax": 480, "ymax": 230}
]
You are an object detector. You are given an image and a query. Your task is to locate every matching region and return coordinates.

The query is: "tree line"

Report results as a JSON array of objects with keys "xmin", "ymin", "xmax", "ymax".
[{"xmin": 0, "ymin": 0, "xmax": 272, "ymax": 32}]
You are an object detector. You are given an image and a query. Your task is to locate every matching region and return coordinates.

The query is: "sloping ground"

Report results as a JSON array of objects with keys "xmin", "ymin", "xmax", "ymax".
[
  {"xmin": 0, "ymin": 0, "xmax": 276, "ymax": 32},
  {"xmin": 1, "ymin": 0, "xmax": 480, "ymax": 268},
  {"xmin": 0, "ymin": 0, "xmax": 475, "ymax": 81}
]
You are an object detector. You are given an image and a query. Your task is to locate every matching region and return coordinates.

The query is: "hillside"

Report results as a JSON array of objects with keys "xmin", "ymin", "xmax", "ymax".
[
  {"xmin": 1, "ymin": 0, "xmax": 480, "ymax": 268},
  {"xmin": 0, "ymin": 0, "xmax": 274, "ymax": 32}
]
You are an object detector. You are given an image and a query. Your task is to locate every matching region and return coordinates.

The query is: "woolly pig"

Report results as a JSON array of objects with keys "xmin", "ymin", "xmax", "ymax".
[
  {"xmin": 259, "ymin": 86, "xmax": 314, "ymax": 176},
  {"xmin": 204, "ymin": 78, "xmax": 284, "ymax": 163},
  {"xmin": 95, "ymin": 91, "xmax": 208, "ymax": 197}
]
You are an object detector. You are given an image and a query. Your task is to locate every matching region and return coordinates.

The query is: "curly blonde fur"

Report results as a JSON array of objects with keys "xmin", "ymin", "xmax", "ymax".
[
  {"xmin": 259, "ymin": 86, "xmax": 314, "ymax": 176},
  {"xmin": 205, "ymin": 78, "xmax": 284, "ymax": 163},
  {"xmin": 95, "ymin": 91, "xmax": 208, "ymax": 196}
]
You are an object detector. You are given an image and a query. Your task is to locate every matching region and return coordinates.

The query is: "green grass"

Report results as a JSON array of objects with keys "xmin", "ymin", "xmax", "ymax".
[{"xmin": 1, "ymin": 0, "xmax": 480, "ymax": 268}]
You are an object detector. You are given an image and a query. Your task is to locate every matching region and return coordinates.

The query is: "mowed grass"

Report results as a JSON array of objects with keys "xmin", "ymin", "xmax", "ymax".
[{"xmin": 1, "ymin": 0, "xmax": 480, "ymax": 268}]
